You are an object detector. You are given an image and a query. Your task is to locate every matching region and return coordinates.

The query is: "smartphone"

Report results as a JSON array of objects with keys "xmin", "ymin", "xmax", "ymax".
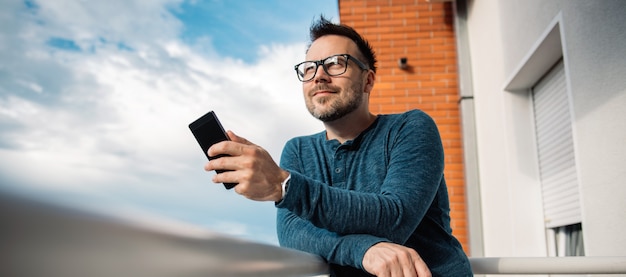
[{"xmin": 189, "ymin": 111, "xmax": 237, "ymax": 189}]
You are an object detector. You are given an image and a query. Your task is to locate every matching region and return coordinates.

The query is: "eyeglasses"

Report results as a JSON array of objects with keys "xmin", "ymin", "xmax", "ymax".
[{"xmin": 294, "ymin": 54, "xmax": 369, "ymax": 82}]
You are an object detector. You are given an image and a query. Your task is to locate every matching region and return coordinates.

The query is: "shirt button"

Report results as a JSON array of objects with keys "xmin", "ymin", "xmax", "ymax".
[{"xmin": 335, "ymin": 168, "xmax": 341, "ymax": 173}]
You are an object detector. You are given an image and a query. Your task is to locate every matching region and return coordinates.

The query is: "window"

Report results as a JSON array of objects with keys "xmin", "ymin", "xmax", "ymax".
[{"xmin": 531, "ymin": 60, "xmax": 584, "ymax": 257}]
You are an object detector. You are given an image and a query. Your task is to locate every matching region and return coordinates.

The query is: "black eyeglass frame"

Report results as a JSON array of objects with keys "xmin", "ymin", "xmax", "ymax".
[{"xmin": 294, "ymin": 54, "xmax": 369, "ymax": 82}]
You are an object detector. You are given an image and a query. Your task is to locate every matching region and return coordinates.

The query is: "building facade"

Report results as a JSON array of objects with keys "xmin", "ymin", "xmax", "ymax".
[{"xmin": 456, "ymin": 0, "xmax": 626, "ymax": 260}]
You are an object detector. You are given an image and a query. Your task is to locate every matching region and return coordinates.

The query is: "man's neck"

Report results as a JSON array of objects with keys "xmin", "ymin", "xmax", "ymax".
[{"xmin": 324, "ymin": 110, "xmax": 377, "ymax": 144}]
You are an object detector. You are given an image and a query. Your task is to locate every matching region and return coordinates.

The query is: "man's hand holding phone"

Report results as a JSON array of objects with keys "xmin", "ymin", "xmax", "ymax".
[
  {"xmin": 189, "ymin": 111, "xmax": 289, "ymax": 201},
  {"xmin": 189, "ymin": 111, "xmax": 237, "ymax": 189},
  {"xmin": 205, "ymin": 131, "xmax": 289, "ymax": 202}
]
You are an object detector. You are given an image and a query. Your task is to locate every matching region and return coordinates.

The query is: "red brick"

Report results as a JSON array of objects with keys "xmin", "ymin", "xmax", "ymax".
[
  {"xmin": 379, "ymin": 5, "xmax": 406, "ymax": 13},
  {"xmin": 365, "ymin": 0, "xmax": 393, "ymax": 7}
]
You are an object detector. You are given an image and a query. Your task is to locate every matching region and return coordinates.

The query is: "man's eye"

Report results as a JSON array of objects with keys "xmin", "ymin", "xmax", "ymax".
[
  {"xmin": 325, "ymin": 57, "xmax": 339, "ymax": 65},
  {"xmin": 325, "ymin": 57, "xmax": 346, "ymax": 68},
  {"xmin": 303, "ymin": 63, "xmax": 316, "ymax": 73}
]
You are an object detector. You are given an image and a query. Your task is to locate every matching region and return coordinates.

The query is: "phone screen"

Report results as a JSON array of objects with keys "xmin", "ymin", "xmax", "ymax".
[{"xmin": 189, "ymin": 111, "xmax": 236, "ymax": 189}]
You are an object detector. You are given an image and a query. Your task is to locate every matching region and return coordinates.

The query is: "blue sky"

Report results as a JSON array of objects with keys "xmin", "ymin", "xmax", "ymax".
[
  {"xmin": 171, "ymin": 1, "xmax": 332, "ymax": 63},
  {"xmin": 0, "ymin": 0, "xmax": 338, "ymax": 245}
]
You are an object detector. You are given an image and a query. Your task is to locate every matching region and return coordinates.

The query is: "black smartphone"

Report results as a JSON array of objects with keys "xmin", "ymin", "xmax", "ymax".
[{"xmin": 189, "ymin": 111, "xmax": 237, "ymax": 189}]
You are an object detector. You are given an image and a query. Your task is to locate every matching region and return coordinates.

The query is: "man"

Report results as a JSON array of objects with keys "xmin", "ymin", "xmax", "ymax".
[{"xmin": 206, "ymin": 17, "xmax": 472, "ymax": 276}]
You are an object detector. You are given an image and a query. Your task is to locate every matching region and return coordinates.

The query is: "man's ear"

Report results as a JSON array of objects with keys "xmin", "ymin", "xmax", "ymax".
[{"xmin": 363, "ymin": 70, "xmax": 376, "ymax": 94}]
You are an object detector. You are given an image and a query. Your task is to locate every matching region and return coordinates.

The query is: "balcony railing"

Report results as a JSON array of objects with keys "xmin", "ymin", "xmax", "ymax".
[
  {"xmin": 0, "ymin": 191, "xmax": 328, "ymax": 277},
  {"xmin": 2, "ymin": 191, "xmax": 625, "ymax": 276},
  {"xmin": 470, "ymin": 256, "xmax": 626, "ymax": 275}
]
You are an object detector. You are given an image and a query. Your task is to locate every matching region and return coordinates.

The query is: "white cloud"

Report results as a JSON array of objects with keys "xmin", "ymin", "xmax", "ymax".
[{"xmin": 0, "ymin": 0, "xmax": 321, "ymax": 244}]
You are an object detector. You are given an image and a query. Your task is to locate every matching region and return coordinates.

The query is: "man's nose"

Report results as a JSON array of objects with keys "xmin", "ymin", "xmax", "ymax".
[{"xmin": 313, "ymin": 64, "xmax": 330, "ymax": 83}]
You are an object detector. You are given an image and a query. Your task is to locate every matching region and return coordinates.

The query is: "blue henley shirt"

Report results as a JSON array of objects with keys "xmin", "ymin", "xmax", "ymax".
[{"xmin": 276, "ymin": 110, "xmax": 472, "ymax": 276}]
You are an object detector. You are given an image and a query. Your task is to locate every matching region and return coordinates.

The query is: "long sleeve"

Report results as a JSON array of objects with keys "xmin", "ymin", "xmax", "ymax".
[
  {"xmin": 277, "ymin": 207, "xmax": 387, "ymax": 270},
  {"xmin": 275, "ymin": 110, "xmax": 472, "ymax": 276},
  {"xmin": 277, "ymin": 110, "xmax": 445, "ymax": 244}
]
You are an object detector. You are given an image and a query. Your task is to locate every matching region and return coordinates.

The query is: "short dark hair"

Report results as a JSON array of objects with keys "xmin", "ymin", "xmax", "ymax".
[{"xmin": 308, "ymin": 16, "xmax": 377, "ymax": 73}]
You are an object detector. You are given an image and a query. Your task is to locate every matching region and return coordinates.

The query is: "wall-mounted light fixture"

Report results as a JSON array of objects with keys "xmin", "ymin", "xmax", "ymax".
[{"xmin": 398, "ymin": 57, "xmax": 408, "ymax": 69}]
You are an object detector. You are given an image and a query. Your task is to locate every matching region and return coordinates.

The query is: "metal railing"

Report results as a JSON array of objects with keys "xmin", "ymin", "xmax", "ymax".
[
  {"xmin": 2, "ymin": 191, "xmax": 626, "ymax": 276},
  {"xmin": 0, "ymin": 192, "xmax": 328, "ymax": 277},
  {"xmin": 470, "ymin": 256, "xmax": 626, "ymax": 275}
]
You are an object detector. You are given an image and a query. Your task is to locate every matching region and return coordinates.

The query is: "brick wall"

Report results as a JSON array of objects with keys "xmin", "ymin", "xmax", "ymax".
[{"xmin": 338, "ymin": 0, "xmax": 469, "ymax": 253}]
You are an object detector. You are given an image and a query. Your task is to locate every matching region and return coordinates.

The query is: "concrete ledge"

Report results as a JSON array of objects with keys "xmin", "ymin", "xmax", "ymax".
[
  {"xmin": 470, "ymin": 256, "xmax": 626, "ymax": 275},
  {"xmin": 0, "ymin": 191, "xmax": 328, "ymax": 277}
]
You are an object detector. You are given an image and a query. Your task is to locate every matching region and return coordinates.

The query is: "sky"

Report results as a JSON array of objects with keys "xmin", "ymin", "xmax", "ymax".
[{"xmin": 0, "ymin": 0, "xmax": 339, "ymax": 245}]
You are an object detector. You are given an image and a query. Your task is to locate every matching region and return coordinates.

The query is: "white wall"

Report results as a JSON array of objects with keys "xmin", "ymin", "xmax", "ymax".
[{"xmin": 464, "ymin": 0, "xmax": 626, "ymax": 257}]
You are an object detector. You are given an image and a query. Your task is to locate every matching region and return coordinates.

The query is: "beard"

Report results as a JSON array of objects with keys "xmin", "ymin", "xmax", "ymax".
[{"xmin": 306, "ymin": 81, "xmax": 364, "ymax": 122}]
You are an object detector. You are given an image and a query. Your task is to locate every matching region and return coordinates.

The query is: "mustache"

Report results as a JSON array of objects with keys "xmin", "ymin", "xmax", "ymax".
[{"xmin": 310, "ymin": 84, "xmax": 339, "ymax": 94}]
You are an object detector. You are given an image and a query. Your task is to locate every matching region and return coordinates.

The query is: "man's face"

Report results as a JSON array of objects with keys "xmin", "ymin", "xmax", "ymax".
[{"xmin": 302, "ymin": 35, "xmax": 369, "ymax": 122}]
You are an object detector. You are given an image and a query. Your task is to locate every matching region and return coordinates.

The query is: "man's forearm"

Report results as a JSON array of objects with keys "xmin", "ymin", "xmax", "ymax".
[{"xmin": 277, "ymin": 208, "xmax": 387, "ymax": 269}]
